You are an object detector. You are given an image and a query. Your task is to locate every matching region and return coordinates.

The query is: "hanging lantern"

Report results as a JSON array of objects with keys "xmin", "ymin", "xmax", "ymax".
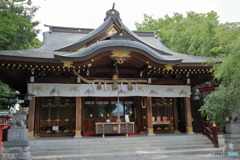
[
  {"xmin": 112, "ymin": 82, "xmax": 118, "ymax": 90},
  {"xmin": 128, "ymin": 82, "xmax": 133, "ymax": 90},
  {"xmin": 77, "ymin": 77, "xmax": 81, "ymax": 83},
  {"xmin": 24, "ymin": 93, "xmax": 34, "ymax": 101},
  {"xmin": 112, "ymin": 74, "xmax": 118, "ymax": 90},
  {"xmin": 97, "ymin": 82, "xmax": 102, "ymax": 90},
  {"xmin": 112, "ymin": 74, "xmax": 118, "ymax": 81}
]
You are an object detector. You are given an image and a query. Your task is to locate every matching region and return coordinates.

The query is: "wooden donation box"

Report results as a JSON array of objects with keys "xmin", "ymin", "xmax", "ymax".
[
  {"xmin": 152, "ymin": 116, "xmax": 173, "ymax": 133},
  {"xmin": 95, "ymin": 122, "xmax": 135, "ymax": 137}
]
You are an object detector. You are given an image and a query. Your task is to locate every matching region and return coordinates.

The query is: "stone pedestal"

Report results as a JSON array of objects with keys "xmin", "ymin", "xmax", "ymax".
[
  {"xmin": 218, "ymin": 134, "xmax": 225, "ymax": 147},
  {"xmin": 2, "ymin": 127, "xmax": 31, "ymax": 160},
  {"xmin": 223, "ymin": 123, "xmax": 240, "ymax": 158}
]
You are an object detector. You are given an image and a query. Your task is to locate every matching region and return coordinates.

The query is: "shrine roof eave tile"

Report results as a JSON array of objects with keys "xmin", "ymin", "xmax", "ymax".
[
  {"xmin": 0, "ymin": 49, "xmax": 70, "ymax": 61},
  {"xmin": 44, "ymin": 24, "xmax": 95, "ymax": 32},
  {"xmin": 140, "ymin": 36, "xmax": 221, "ymax": 64},
  {"xmin": 176, "ymin": 63, "xmax": 213, "ymax": 67},
  {"xmin": 55, "ymin": 39, "xmax": 181, "ymax": 62},
  {"xmin": 0, "ymin": 55, "xmax": 60, "ymax": 63}
]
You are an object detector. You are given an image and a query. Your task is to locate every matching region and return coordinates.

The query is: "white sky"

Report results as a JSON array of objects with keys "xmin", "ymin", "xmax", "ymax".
[{"xmin": 32, "ymin": 0, "xmax": 240, "ymax": 41}]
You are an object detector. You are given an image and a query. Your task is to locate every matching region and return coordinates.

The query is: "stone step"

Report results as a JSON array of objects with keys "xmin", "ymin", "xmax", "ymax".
[
  {"xmin": 30, "ymin": 141, "xmax": 212, "ymax": 152},
  {"xmin": 30, "ymin": 138, "xmax": 209, "ymax": 145},
  {"xmin": 29, "ymin": 134, "xmax": 219, "ymax": 160},
  {"xmin": 30, "ymin": 139, "xmax": 210, "ymax": 147},
  {"xmin": 31, "ymin": 134, "xmax": 207, "ymax": 140},
  {"xmin": 29, "ymin": 135, "xmax": 209, "ymax": 145},
  {"xmin": 30, "ymin": 144, "xmax": 212, "ymax": 154},
  {"xmin": 31, "ymin": 147, "xmax": 222, "ymax": 160}
]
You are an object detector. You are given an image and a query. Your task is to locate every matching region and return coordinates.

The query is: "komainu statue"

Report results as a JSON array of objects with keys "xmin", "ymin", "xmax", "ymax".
[
  {"xmin": 8, "ymin": 107, "xmax": 29, "ymax": 128},
  {"xmin": 228, "ymin": 106, "xmax": 240, "ymax": 123}
]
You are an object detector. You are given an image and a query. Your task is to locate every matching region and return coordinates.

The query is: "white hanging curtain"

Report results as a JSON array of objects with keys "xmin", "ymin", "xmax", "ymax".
[{"xmin": 28, "ymin": 83, "xmax": 191, "ymax": 98}]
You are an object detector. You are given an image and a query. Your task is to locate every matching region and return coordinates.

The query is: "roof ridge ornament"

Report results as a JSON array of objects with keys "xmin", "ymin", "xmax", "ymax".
[
  {"xmin": 104, "ymin": 3, "xmax": 121, "ymax": 21},
  {"xmin": 109, "ymin": 24, "xmax": 131, "ymax": 40},
  {"xmin": 112, "ymin": 2, "xmax": 115, "ymax": 10}
]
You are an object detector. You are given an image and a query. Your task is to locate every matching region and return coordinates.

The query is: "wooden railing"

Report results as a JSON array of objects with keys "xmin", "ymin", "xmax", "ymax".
[{"xmin": 202, "ymin": 121, "xmax": 219, "ymax": 147}]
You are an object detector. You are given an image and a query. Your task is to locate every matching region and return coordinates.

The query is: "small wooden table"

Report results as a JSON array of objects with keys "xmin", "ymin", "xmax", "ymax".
[{"xmin": 95, "ymin": 122, "xmax": 135, "ymax": 137}]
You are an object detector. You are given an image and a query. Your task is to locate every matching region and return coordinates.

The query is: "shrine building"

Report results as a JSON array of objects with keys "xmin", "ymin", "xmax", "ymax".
[{"xmin": 0, "ymin": 5, "xmax": 213, "ymax": 138}]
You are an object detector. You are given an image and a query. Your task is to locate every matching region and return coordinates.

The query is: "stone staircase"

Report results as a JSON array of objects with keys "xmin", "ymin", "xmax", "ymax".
[{"xmin": 29, "ymin": 134, "xmax": 223, "ymax": 160}]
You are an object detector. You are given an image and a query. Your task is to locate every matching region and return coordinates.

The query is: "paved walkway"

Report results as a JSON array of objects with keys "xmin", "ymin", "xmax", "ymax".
[
  {"xmin": 37, "ymin": 154, "xmax": 237, "ymax": 160},
  {"xmin": 122, "ymin": 154, "xmax": 238, "ymax": 160}
]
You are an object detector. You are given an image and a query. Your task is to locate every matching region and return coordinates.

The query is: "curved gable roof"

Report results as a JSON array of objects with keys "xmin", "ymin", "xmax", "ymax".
[
  {"xmin": 55, "ymin": 7, "xmax": 171, "ymax": 56},
  {"xmin": 54, "ymin": 40, "xmax": 182, "ymax": 64}
]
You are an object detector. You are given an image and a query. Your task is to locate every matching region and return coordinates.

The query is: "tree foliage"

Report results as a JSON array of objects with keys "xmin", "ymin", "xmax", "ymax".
[
  {"xmin": 135, "ymin": 11, "xmax": 220, "ymax": 57},
  {"xmin": 0, "ymin": 0, "xmax": 41, "ymax": 50},
  {"xmin": 0, "ymin": 0, "xmax": 42, "ymax": 109},
  {"xmin": 0, "ymin": 81, "xmax": 17, "ymax": 110},
  {"xmin": 199, "ymin": 29, "xmax": 240, "ymax": 126},
  {"xmin": 136, "ymin": 12, "xmax": 240, "ymax": 126}
]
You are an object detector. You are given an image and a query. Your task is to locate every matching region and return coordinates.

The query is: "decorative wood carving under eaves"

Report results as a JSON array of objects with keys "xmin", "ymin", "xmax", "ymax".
[
  {"xmin": 110, "ymin": 50, "xmax": 130, "ymax": 64},
  {"xmin": 73, "ymin": 70, "xmax": 147, "ymax": 83}
]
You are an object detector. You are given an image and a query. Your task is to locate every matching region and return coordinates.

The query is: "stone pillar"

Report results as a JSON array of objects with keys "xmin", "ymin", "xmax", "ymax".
[
  {"xmin": 28, "ymin": 97, "xmax": 35, "ymax": 139},
  {"xmin": 146, "ymin": 97, "xmax": 155, "ymax": 136},
  {"xmin": 3, "ymin": 108, "xmax": 31, "ymax": 160},
  {"xmin": 184, "ymin": 97, "xmax": 194, "ymax": 134},
  {"xmin": 173, "ymin": 98, "xmax": 180, "ymax": 133},
  {"xmin": 3, "ymin": 127, "xmax": 31, "ymax": 160},
  {"xmin": 74, "ymin": 97, "xmax": 82, "ymax": 138},
  {"xmin": 224, "ymin": 123, "xmax": 240, "ymax": 158}
]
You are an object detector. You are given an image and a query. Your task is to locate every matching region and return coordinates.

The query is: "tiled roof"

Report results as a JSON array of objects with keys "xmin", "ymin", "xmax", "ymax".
[
  {"xmin": 0, "ymin": 7, "xmax": 210, "ymax": 65},
  {"xmin": 0, "ymin": 30, "xmax": 208, "ymax": 64},
  {"xmin": 59, "ymin": 39, "xmax": 177, "ymax": 61},
  {"xmin": 64, "ymin": 17, "xmax": 112, "ymax": 46}
]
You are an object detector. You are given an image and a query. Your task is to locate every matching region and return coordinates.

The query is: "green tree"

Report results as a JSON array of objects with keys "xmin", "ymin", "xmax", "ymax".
[
  {"xmin": 135, "ymin": 11, "xmax": 219, "ymax": 57},
  {"xmin": 210, "ymin": 22, "xmax": 240, "ymax": 56},
  {"xmin": 136, "ymin": 12, "xmax": 240, "ymax": 127},
  {"xmin": 199, "ymin": 29, "xmax": 240, "ymax": 126},
  {"xmin": 0, "ymin": 0, "xmax": 41, "ymax": 50},
  {"xmin": 0, "ymin": 81, "xmax": 17, "ymax": 110}
]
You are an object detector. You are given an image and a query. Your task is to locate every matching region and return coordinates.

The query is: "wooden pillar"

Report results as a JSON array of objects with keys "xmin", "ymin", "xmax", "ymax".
[
  {"xmin": 28, "ymin": 97, "xmax": 35, "ymax": 138},
  {"xmin": 74, "ymin": 97, "xmax": 82, "ymax": 138},
  {"xmin": 34, "ymin": 98, "xmax": 40, "ymax": 137},
  {"xmin": 134, "ymin": 97, "xmax": 141, "ymax": 132},
  {"xmin": 173, "ymin": 98, "xmax": 180, "ymax": 133},
  {"xmin": 184, "ymin": 97, "xmax": 194, "ymax": 134},
  {"xmin": 146, "ymin": 97, "xmax": 154, "ymax": 135}
]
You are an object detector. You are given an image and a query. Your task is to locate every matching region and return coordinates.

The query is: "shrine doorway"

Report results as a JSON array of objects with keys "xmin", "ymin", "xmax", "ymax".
[
  {"xmin": 152, "ymin": 98, "xmax": 175, "ymax": 133},
  {"xmin": 39, "ymin": 97, "xmax": 76, "ymax": 137},
  {"xmin": 82, "ymin": 97, "xmax": 135, "ymax": 134}
]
